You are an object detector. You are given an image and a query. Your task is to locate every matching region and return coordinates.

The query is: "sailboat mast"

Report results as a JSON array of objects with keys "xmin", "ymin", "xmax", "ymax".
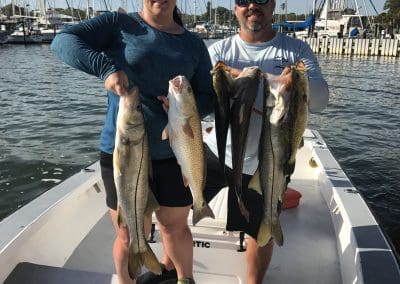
[
  {"xmin": 353, "ymin": 0, "xmax": 364, "ymax": 29},
  {"xmin": 312, "ymin": 0, "xmax": 316, "ymax": 15},
  {"xmin": 214, "ymin": 0, "xmax": 217, "ymax": 26},
  {"xmin": 39, "ymin": 0, "xmax": 47, "ymax": 25},
  {"xmin": 362, "ymin": 0, "xmax": 374, "ymax": 28},
  {"xmin": 193, "ymin": 0, "xmax": 196, "ymax": 23},
  {"xmin": 209, "ymin": 0, "xmax": 212, "ymax": 25}
]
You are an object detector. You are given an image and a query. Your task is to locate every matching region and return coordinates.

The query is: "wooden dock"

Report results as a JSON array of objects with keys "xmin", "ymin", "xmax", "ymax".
[{"xmin": 302, "ymin": 38, "xmax": 399, "ymax": 57}]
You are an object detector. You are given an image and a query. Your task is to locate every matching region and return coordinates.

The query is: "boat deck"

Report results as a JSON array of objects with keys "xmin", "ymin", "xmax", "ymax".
[{"xmin": 61, "ymin": 143, "xmax": 341, "ymax": 283}]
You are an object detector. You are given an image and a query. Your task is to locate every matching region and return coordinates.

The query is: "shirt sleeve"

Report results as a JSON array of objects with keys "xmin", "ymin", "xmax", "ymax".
[
  {"xmin": 207, "ymin": 40, "xmax": 222, "ymax": 67},
  {"xmin": 50, "ymin": 12, "xmax": 121, "ymax": 81},
  {"xmin": 190, "ymin": 39, "xmax": 215, "ymax": 119},
  {"xmin": 298, "ymin": 43, "xmax": 329, "ymax": 113}
]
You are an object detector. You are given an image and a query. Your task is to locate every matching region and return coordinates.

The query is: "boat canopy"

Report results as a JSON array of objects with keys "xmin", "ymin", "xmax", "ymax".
[{"xmin": 273, "ymin": 15, "xmax": 315, "ymax": 31}]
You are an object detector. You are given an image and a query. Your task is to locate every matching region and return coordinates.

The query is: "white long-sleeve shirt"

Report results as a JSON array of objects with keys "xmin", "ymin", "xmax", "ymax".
[{"xmin": 204, "ymin": 33, "xmax": 329, "ymax": 175}]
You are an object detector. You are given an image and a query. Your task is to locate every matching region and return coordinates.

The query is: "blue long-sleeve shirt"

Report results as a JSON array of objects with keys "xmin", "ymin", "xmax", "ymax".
[{"xmin": 51, "ymin": 12, "xmax": 214, "ymax": 159}]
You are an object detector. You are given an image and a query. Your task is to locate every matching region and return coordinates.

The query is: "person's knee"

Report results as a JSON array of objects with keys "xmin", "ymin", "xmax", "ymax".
[
  {"xmin": 158, "ymin": 219, "xmax": 190, "ymax": 238},
  {"xmin": 156, "ymin": 206, "xmax": 190, "ymax": 235}
]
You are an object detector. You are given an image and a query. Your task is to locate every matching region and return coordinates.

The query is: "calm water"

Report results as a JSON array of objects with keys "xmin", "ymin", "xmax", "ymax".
[{"xmin": 0, "ymin": 43, "xmax": 399, "ymax": 257}]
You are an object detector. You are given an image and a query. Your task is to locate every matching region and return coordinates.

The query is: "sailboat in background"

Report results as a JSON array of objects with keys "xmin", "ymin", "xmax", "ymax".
[
  {"xmin": 34, "ymin": 0, "xmax": 79, "ymax": 43},
  {"xmin": 313, "ymin": 0, "xmax": 377, "ymax": 38},
  {"xmin": 4, "ymin": 0, "xmax": 76, "ymax": 44},
  {"xmin": 5, "ymin": 0, "xmax": 43, "ymax": 44}
]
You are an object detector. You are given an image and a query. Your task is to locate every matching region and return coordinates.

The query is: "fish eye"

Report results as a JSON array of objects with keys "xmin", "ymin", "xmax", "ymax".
[
  {"xmin": 136, "ymin": 105, "xmax": 141, "ymax": 111},
  {"xmin": 187, "ymin": 86, "xmax": 192, "ymax": 93}
]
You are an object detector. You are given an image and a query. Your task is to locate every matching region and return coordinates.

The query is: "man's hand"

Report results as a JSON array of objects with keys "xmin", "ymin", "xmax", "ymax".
[{"xmin": 104, "ymin": 70, "xmax": 129, "ymax": 96}]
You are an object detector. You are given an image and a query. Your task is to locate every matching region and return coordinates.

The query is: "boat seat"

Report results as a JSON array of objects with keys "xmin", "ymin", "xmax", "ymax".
[{"xmin": 4, "ymin": 262, "xmax": 117, "ymax": 284}]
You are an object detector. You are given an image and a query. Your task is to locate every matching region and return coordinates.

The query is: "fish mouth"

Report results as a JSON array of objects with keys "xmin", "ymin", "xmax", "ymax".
[
  {"xmin": 264, "ymin": 68, "xmax": 293, "ymax": 125},
  {"xmin": 169, "ymin": 75, "xmax": 184, "ymax": 94}
]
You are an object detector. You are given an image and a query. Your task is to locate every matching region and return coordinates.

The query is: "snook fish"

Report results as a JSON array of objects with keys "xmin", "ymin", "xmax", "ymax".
[
  {"xmin": 162, "ymin": 75, "xmax": 215, "ymax": 225},
  {"xmin": 230, "ymin": 66, "xmax": 261, "ymax": 221},
  {"xmin": 210, "ymin": 61, "xmax": 234, "ymax": 172},
  {"xmin": 249, "ymin": 61, "xmax": 309, "ymax": 247},
  {"xmin": 113, "ymin": 87, "xmax": 161, "ymax": 279}
]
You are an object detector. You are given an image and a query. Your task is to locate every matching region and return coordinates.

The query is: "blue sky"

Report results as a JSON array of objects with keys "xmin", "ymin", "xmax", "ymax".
[{"xmin": 44, "ymin": 0, "xmax": 386, "ymax": 16}]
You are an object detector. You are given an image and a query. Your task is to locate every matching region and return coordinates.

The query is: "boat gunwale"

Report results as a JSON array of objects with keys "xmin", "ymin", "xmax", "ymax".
[{"xmin": 0, "ymin": 129, "xmax": 399, "ymax": 283}]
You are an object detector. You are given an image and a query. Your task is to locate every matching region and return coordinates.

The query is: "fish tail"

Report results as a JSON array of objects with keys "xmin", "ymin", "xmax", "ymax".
[
  {"xmin": 192, "ymin": 203, "xmax": 215, "ymax": 226},
  {"xmin": 144, "ymin": 189, "xmax": 160, "ymax": 216},
  {"xmin": 127, "ymin": 244, "xmax": 143, "ymax": 280},
  {"xmin": 285, "ymin": 160, "xmax": 296, "ymax": 177},
  {"xmin": 142, "ymin": 243, "xmax": 162, "ymax": 275},
  {"xmin": 272, "ymin": 221, "xmax": 284, "ymax": 246},
  {"xmin": 248, "ymin": 169, "xmax": 262, "ymax": 195},
  {"xmin": 257, "ymin": 220, "xmax": 272, "ymax": 247},
  {"xmin": 128, "ymin": 244, "xmax": 162, "ymax": 279}
]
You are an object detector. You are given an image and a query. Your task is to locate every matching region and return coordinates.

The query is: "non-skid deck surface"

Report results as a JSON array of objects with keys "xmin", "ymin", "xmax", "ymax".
[
  {"xmin": 4, "ymin": 262, "xmax": 117, "ymax": 284},
  {"xmin": 64, "ymin": 178, "xmax": 341, "ymax": 283}
]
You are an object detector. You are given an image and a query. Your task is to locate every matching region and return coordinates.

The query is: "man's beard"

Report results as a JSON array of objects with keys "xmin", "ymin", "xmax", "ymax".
[{"xmin": 246, "ymin": 22, "xmax": 264, "ymax": 32}]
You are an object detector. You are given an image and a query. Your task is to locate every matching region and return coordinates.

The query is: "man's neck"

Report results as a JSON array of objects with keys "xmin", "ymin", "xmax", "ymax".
[{"xmin": 239, "ymin": 29, "xmax": 276, "ymax": 44}]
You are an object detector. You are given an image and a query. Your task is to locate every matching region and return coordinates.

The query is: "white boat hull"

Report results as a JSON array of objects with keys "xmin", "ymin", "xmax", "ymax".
[{"xmin": 0, "ymin": 129, "xmax": 399, "ymax": 283}]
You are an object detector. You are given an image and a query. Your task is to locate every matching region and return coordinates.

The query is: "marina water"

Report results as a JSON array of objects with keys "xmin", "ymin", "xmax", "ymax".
[{"xmin": 0, "ymin": 42, "xmax": 399, "ymax": 259}]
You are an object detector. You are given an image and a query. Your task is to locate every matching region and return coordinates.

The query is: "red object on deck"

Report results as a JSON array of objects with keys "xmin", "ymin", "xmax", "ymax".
[{"xmin": 283, "ymin": 188, "xmax": 302, "ymax": 209}]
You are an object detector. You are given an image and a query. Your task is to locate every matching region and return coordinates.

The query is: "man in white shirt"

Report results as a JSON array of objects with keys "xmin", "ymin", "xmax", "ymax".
[{"xmin": 203, "ymin": 0, "xmax": 329, "ymax": 283}]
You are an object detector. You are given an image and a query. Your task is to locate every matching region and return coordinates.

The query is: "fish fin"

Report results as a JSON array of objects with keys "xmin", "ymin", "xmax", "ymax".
[
  {"xmin": 127, "ymin": 245, "xmax": 143, "ymax": 279},
  {"xmin": 182, "ymin": 175, "xmax": 189, "ymax": 187},
  {"xmin": 239, "ymin": 104, "xmax": 245, "ymax": 124},
  {"xmin": 142, "ymin": 243, "xmax": 162, "ymax": 275},
  {"xmin": 257, "ymin": 221, "xmax": 272, "ymax": 247},
  {"xmin": 161, "ymin": 125, "xmax": 169, "ymax": 140},
  {"xmin": 299, "ymin": 137, "xmax": 304, "ymax": 148},
  {"xmin": 145, "ymin": 189, "xmax": 160, "ymax": 216},
  {"xmin": 148, "ymin": 156, "xmax": 153, "ymax": 182},
  {"xmin": 182, "ymin": 122, "xmax": 194, "ymax": 139},
  {"xmin": 238, "ymin": 200, "xmax": 250, "ymax": 222},
  {"xmin": 285, "ymin": 161, "xmax": 296, "ymax": 177},
  {"xmin": 248, "ymin": 169, "xmax": 262, "ymax": 195},
  {"xmin": 272, "ymin": 221, "xmax": 284, "ymax": 246},
  {"xmin": 117, "ymin": 206, "xmax": 126, "ymax": 228},
  {"xmin": 192, "ymin": 202, "xmax": 215, "ymax": 226},
  {"xmin": 113, "ymin": 148, "xmax": 122, "ymax": 175}
]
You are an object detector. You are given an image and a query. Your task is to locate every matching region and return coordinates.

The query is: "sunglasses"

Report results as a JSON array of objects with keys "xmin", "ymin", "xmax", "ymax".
[{"xmin": 236, "ymin": 0, "xmax": 270, "ymax": 7}]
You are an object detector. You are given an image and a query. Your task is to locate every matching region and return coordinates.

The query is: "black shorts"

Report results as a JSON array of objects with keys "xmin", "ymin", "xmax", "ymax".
[
  {"xmin": 203, "ymin": 146, "xmax": 264, "ymax": 239},
  {"xmin": 100, "ymin": 146, "xmax": 264, "ymax": 239},
  {"xmin": 100, "ymin": 151, "xmax": 193, "ymax": 211}
]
